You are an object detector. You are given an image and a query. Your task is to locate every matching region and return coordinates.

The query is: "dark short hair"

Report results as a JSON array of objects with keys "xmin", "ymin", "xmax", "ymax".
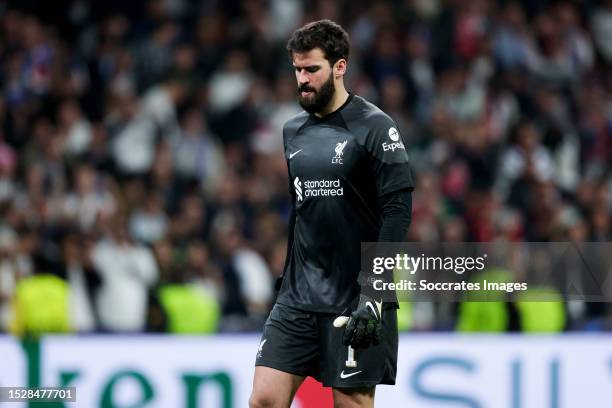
[{"xmin": 286, "ymin": 19, "xmax": 350, "ymax": 66}]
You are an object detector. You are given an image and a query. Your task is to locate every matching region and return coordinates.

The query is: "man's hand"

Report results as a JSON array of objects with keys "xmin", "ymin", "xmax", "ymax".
[{"xmin": 333, "ymin": 294, "xmax": 382, "ymax": 349}]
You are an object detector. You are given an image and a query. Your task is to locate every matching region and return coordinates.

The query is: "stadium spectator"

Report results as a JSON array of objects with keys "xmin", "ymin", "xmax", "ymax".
[
  {"xmin": 92, "ymin": 215, "xmax": 159, "ymax": 332},
  {"xmin": 62, "ymin": 231, "xmax": 99, "ymax": 332}
]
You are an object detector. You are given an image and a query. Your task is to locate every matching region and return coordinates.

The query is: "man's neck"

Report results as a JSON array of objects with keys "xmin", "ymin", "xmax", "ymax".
[{"xmin": 315, "ymin": 87, "xmax": 350, "ymax": 118}]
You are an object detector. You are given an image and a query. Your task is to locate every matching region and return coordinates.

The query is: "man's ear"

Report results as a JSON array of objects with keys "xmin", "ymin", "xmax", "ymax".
[{"xmin": 334, "ymin": 59, "xmax": 347, "ymax": 78}]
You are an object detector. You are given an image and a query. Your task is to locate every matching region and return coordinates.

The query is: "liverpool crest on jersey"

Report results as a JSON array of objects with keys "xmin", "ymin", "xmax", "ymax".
[{"xmin": 332, "ymin": 140, "xmax": 348, "ymax": 164}]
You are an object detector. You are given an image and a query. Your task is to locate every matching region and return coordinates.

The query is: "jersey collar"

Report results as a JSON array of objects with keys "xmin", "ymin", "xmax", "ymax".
[{"xmin": 312, "ymin": 93, "xmax": 354, "ymax": 122}]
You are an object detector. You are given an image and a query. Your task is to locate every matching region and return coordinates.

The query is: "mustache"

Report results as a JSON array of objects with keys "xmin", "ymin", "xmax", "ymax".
[{"xmin": 298, "ymin": 85, "xmax": 315, "ymax": 93}]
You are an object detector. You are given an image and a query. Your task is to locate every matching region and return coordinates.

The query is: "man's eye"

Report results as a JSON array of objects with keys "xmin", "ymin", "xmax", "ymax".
[{"xmin": 307, "ymin": 67, "xmax": 319, "ymax": 73}]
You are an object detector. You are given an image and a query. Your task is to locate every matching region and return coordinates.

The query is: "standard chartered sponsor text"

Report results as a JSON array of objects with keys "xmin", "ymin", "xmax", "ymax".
[{"xmin": 303, "ymin": 179, "xmax": 343, "ymax": 197}]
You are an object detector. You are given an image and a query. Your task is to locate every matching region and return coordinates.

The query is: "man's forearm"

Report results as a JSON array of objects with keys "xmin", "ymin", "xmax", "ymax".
[
  {"xmin": 363, "ymin": 189, "xmax": 413, "ymax": 303},
  {"xmin": 377, "ymin": 189, "xmax": 412, "ymax": 242}
]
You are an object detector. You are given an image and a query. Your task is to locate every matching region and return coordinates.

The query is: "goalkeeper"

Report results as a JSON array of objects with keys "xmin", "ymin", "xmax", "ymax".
[{"xmin": 250, "ymin": 19, "xmax": 413, "ymax": 408}]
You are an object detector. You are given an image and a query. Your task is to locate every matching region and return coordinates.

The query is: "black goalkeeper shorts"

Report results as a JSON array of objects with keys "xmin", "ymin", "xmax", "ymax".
[{"xmin": 254, "ymin": 302, "xmax": 398, "ymax": 388}]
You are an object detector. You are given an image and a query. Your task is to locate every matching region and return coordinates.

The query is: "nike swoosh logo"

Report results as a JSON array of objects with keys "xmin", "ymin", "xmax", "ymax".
[
  {"xmin": 365, "ymin": 301, "xmax": 379, "ymax": 319},
  {"xmin": 289, "ymin": 149, "xmax": 303, "ymax": 159},
  {"xmin": 340, "ymin": 370, "xmax": 363, "ymax": 379}
]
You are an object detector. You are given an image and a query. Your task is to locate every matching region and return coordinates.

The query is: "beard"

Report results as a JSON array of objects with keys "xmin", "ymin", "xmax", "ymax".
[{"xmin": 297, "ymin": 73, "xmax": 336, "ymax": 115}]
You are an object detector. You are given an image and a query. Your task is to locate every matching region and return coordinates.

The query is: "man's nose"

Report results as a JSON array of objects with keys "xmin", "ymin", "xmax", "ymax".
[{"xmin": 297, "ymin": 70, "xmax": 309, "ymax": 85}]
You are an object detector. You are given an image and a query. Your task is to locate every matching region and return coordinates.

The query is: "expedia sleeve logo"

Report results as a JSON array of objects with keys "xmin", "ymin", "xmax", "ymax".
[
  {"xmin": 294, "ymin": 177, "xmax": 343, "ymax": 201},
  {"xmin": 382, "ymin": 127, "xmax": 405, "ymax": 152}
]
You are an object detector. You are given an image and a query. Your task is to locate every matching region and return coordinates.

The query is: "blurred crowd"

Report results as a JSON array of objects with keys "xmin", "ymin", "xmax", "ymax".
[{"xmin": 0, "ymin": 0, "xmax": 611, "ymax": 335}]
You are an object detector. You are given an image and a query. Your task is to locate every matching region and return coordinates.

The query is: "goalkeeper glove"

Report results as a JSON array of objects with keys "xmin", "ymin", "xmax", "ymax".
[{"xmin": 333, "ymin": 294, "xmax": 383, "ymax": 349}]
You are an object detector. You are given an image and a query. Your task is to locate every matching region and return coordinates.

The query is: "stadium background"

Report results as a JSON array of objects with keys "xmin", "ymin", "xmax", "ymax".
[{"xmin": 0, "ymin": 0, "xmax": 611, "ymax": 406}]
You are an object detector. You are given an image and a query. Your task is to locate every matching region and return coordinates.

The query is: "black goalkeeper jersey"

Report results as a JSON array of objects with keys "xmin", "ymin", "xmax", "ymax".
[{"xmin": 276, "ymin": 94, "xmax": 414, "ymax": 313}]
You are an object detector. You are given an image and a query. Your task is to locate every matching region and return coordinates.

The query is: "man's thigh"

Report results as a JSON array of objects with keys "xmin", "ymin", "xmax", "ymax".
[
  {"xmin": 332, "ymin": 387, "xmax": 375, "ymax": 408},
  {"xmin": 252, "ymin": 303, "xmax": 321, "ymax": 406},
  {"xmin": 255, "ymin": 303, "xmax": 321, "ymax": 378},
  {"xmin": 250, "ymin": 366, "xmax": 305, "ymax": 408}
]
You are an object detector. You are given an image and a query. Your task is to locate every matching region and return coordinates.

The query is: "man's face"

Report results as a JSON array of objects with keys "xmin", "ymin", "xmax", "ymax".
[{"xmin": 292, "ymin": 48, "xmax": 336, "ymax": 114}]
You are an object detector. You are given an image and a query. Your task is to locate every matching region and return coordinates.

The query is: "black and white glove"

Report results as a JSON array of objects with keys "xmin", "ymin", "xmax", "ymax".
[{"xmin": 333, "ymin": 294, "xmax": 383, "ymax": 349}]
